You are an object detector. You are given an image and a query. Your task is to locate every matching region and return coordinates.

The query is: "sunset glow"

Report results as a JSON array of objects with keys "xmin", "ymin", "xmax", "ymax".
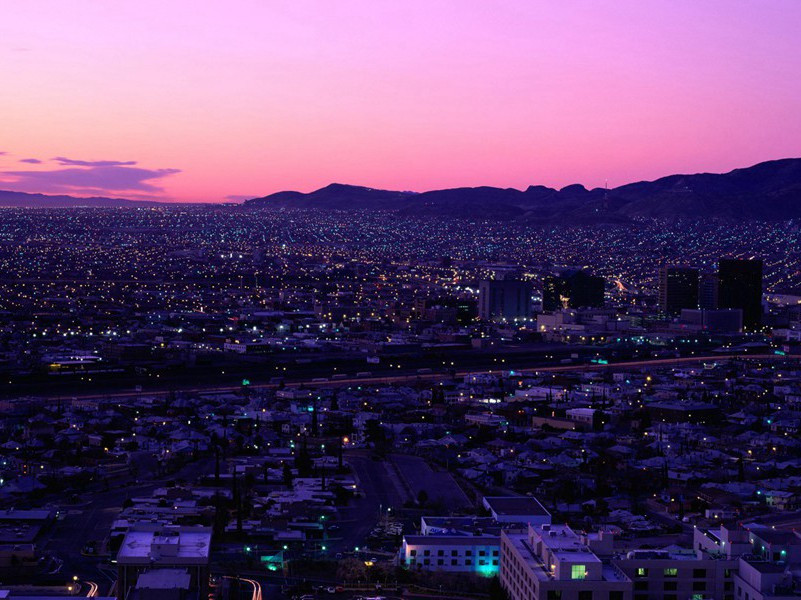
[{"xmin": 2, "ymin": 1, "xmax": 800, "ymax": 201}]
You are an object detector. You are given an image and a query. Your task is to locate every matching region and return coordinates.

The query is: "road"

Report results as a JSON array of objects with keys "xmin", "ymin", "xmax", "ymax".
[
  {"xmin": 389, "ymin": 455, "xmax": 470, "ymax": 510},
  {"xmin": 334, "ymin": 452, "xmax": 409, "ymax": 554},
  {"xmin": 18, "ymin": 353, "xmax": 785, "ymax": 406}
]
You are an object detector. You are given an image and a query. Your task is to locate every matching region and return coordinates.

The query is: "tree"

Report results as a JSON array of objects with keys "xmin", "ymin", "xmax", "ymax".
[
  {"xmin": 295, "ymin": 438, "xmax": 313, "ymax": 476},
  {"xmin": 364, "ymin": 419, "xmax": 387, "ymax": 448},
  {"xmin": 417, "ymin": 489, "xmax": 428, "ymax": 506}
]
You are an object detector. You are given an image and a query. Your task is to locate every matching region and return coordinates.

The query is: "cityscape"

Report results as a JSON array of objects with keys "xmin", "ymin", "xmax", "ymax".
[{"xmin": 2, "ymin": 2, "xmax": 801, "ymax": 600}]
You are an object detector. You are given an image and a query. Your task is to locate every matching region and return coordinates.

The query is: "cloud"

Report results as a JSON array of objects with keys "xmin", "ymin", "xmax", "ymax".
[
  {"xmin": 2, "ymin": 164, "xmax": 181, "ymax": 195},
  {"xmin": 0, "ymin": 152, "xmax": 6, "ymax": 156},
  {"xmin": 52, "ymin": 156, "xmax": 138, "ymax": 167},
  {"xmin": 19, "ymin": 158, "xmax": 42, "ymax": 164}
]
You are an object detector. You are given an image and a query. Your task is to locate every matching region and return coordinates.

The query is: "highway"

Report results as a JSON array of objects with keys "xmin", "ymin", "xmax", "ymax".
[
  {"xmin": 223, "ymin": 575, "xmax": 262, "ymax": 600},
  {"xmin": 26, "ymin": 352, "xmax": 789, "ymax": 405},
  {"xmin": 84, "ymin": 580, "xmax": 99, "ymax": 597}
]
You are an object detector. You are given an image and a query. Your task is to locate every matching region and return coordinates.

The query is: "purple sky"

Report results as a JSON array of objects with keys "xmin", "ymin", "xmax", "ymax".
[{"xmin": 1, "ymin": 1, "xmax": 800, "ymax": 201}]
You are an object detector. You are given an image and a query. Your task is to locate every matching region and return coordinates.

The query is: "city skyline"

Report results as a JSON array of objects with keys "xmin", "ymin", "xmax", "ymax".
[{"xmin": 2, "ymin": 1, "xmax": 801, "ymax": 202}]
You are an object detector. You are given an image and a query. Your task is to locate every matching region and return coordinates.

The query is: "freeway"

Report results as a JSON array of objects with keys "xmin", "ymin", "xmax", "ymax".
[
  {"xmin": 223, "ymin": 575, "xmax": 263, "ymax": 600},
  {"xmin": 21, "ymin": 352, "xmax": 789, "ymax": 405},
  {"xmin": 84, "ymin": 580, "xmax": 99, "ymax": 597}
]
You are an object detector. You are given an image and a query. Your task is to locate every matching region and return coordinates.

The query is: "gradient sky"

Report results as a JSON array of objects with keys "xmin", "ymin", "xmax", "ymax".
[{"xmin": 2, "ymin": 1, "xmax": 800, "ymax": 202}]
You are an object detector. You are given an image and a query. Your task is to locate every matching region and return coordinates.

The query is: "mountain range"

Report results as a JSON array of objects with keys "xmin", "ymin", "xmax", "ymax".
[
  {"xmin": 0, "ymin": 190, "xmax": 163, "ymax": 208},
  {"xmin": 3, "ymin": 158, "xmax": 801, "ymax": 220},
  {"xmin": 245, "ymin": 158, "xmax": 801, "ymax": 222}
]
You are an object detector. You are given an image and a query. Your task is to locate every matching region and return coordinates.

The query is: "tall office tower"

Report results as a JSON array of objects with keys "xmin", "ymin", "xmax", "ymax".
[
  {"xmin": 658, "ymin": 266, "xmax": 699, "ymax": 315},
  {"xmin": 542, "ymin": 269, "xmax": 605, "ymax": 311},
  {"xmin": 698, "ymin": 272, "xmax": 719, "ymax": 310},
  {"xmin": 478, "ymin": 279, "xmax": 532, "ymax": 321},
  {"xmin": 718, "ymin": 258, "xmax": 763, "ymax": 329}
]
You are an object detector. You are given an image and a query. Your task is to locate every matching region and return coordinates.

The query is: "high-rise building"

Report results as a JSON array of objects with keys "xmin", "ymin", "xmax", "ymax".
[
  {"xmin": 658, "ymin": 266, "xmax": 699, "ymax": 315},
  {"xmin": 698, "ymin": 272, "xmax": 719, "ymax": 310},
  {"xmin": 718, "ymin": 258, "xmax": 763, "ymax": 329},
  {"xmin": 542, "ymin": 269, "xmax": 605, "ymax": 311},
  {"xmin": 478, "ymin": 279, "xmax": 532, "ymax": 321}
]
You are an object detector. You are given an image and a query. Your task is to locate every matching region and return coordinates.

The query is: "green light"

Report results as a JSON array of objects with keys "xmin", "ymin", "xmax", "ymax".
[
  {"xmin": 242, "ymin": 378, "xmax": 251, "ymax": 386},
  {"xmin": 322, "ymin": 545, "xmax": 327, "ymax": 551},
  {"xmin": 244, "ymin": 546, "xmax": 252, "ymax": 553},
  {"xmin": 475, "ymin": 563, "xmax": 498, "ymax": 577}
]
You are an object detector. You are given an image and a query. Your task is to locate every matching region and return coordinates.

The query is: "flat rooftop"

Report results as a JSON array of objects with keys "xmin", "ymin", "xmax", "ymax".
[
  {"xmin": 744, "ymin": 560, "xmax": 788, "ymax": 574},
  {"xmin": 116, "ymin": 527, "xmax": 211, "ymax": 565},
  {"xmin": 484, "ymin": 496, "xmax": 549, "ymax": 516}
]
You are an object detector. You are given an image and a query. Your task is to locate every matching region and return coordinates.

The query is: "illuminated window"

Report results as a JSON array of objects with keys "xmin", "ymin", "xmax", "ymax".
[
  {"xmin": 571, "ymin": 564, "xmax": 587, "ymax": 580},
  {"xmin": 664, "ymin": 568, "xmax": 678, "ymax": 577}
]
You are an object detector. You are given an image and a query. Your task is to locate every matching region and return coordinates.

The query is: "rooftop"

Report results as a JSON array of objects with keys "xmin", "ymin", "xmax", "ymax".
[
  {"xmin": 116, "ymin": 526, "xmax": 212, "ymax": 565},
  {"xmin": 484, "ymin": 496, "xmax": 549, "ymax": 517}
]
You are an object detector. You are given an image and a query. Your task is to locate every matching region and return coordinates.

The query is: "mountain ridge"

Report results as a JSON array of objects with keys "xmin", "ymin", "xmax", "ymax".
[
  {"xmin": 0, "ymin": 190, "xmax": 166, "ymax": 208},
  {"xmin": 245, "ymin": 158, "xmax": 801, "ymax": 221}
]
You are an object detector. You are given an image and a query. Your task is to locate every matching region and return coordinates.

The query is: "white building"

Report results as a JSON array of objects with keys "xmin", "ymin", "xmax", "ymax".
[
  {"xmin": 401, "ymin": 535, "xmax": 500, "ymax": 576},
  {"xmin": 500, "ymin": 523, "xmax": 630, "ymax": 600}
]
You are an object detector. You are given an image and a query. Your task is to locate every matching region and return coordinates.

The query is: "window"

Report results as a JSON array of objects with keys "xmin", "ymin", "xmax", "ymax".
[
  {"xmin": 437, "ymin": 559, "xmax": 444, "ymax": 566},
  {"xmin": 634, "ymin": 582, "xmax": 648, "ymax": 591},
  {"xmin": 493, "ymin": 550, "xmax": 499, "ymax": 556},
  {"xmin": 424, "ymin": 550, "xmax": 430, "ymax": 556},
  {"xmin": 493, "ymin": 559, "xmax": 498, "ymax": 566},
  {"xmin": 410, "ymin": 550, "xmax": 417, "ymax": 557},
  {"xmin": 636, "ymin": 568, "xmax": 648, "ymax": 578},
  {"xmin": 452, "ymin": 550, "xmax": 458, "ymax": 556},
  {"xmin": 664, "ymin": 582, "xmax": 677, "ymax": 591},
  {"xmin": 547, "ymin": 591, "xmax": 562, "ymax": 600},
  {"xmin": 465, "ymin": 551, "xmax": 472, "ymax": 556},
  {"xmin": 635, "ymin": 595, "xmax": 648, "ymax": 600},
  {"xmin": 578, "ymin": 591, "xmax": 592, "ymax": 600},
  {"xmin": 479, "ymin": 550, "xmax": 486, "ymax": 556},
  {"xmin": 572, "ymin": 564, "xmax": 587, "ymax": 580},
  {"xmin": 610, "ymin": 592, "xmax": 624, "ymax": 600},
  {"xmin": 465, "ymin": 559, "xmax": 472, "ymax": 566},
  {"xmin": 424, "ymin": 559, "xmax": 430, "ymax": 565},
  {"xmin": 451, "ymin": 559, "xmax": 458, "ymax": 566},
  {"xmin": 438, "ymin": 550, "xmax": 444, "ymax": 556},
  {"xmin": 664, "ymin": 595, "xmax": 677, "ymax": 600},
  {"xmin": 694, "ymin": 568, "xmax": 707, "ymax": 578},
  {"xmin": 693, "ymin": 582, "xmax": 707, "ymax": 592},
  {"xmin": 692, "ymin": 595, "xmax": 705, "ymax": 600},
  {"xmin": 664, "ymin": 568, "xmax": 678, "ymax": 577}
]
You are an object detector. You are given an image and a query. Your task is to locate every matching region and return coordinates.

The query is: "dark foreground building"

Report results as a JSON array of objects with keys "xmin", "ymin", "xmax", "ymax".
[{"xmin": 718, "ymin": 258, "xmax": 763, "ymax": 329}]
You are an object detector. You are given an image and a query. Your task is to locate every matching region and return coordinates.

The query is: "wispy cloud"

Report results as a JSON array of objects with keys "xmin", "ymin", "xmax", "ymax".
[
  {"xmin": 19, "ymin": 158, "xmax": 42, "ymax": 164},
  {"xmin": 52, "ymin": 156, "xmax": 138, "ymax": 167},
  {"xmin": 2, "ymin": 162, "xmax": 180, "ymax": 196}
]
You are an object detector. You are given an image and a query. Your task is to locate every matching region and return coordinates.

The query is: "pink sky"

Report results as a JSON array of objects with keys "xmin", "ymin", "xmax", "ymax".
[{"xmin": 2, "ymin": 1, "xmax": 800, "ymax": 202}]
